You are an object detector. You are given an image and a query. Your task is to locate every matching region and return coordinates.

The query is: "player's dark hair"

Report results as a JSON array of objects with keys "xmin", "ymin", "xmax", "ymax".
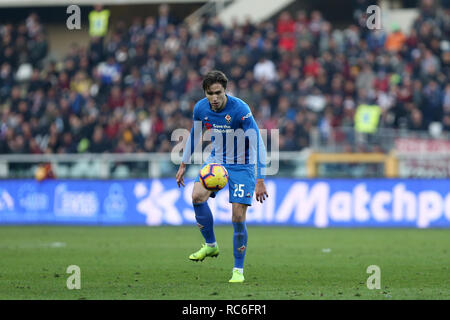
[{"xmin": 202, "ymin": 70, "xmax": 228, "ymax": 91}]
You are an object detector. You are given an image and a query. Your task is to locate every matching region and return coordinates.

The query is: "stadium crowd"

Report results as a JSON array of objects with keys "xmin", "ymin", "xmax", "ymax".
[{"xmin": 0, "ymin": 0, "xmax": 449, "ymax": 155}]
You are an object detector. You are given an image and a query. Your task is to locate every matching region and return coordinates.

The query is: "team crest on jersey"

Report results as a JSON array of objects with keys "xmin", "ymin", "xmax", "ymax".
[
  {"xmin": 225, "ymin": 114, "xmax": 231, "ymax": 123},
  {"xmin": 237, "ymin": 245, "xmax": 246, "ymax": 253}
]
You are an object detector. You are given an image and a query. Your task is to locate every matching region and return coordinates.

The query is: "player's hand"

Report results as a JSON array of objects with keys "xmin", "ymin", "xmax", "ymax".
[
  {"xmin": 176, "ymin": 163, "xmax": 186, "ymax": 188},
  {"xmin": 255, "ymin": 179, "xmax": 268, "ymax": 203}
]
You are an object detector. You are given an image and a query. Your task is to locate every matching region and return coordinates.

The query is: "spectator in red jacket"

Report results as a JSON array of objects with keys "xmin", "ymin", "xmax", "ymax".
[
  {"xmin": 277, "ymin": 11, "xmax": 295, "ymax": 35},
  {"xmin": 303, "ymin": 55, "xmax": 321, "ymax": 78}
]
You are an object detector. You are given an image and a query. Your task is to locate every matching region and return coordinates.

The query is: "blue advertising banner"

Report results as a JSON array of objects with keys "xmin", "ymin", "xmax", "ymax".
[{"xmin": 0, "ymin": 179, "xmax": 449, "ymax": 227}]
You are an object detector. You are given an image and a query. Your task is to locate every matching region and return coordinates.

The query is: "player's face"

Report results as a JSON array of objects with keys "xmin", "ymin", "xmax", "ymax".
[{"xmin": 205, "ymin": 83, "xmax": 227, "ymax": 111}]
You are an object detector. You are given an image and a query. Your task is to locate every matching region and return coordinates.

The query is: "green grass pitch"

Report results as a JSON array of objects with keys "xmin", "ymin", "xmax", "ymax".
[{"xmin": 0, "ymin": 226, "xmax": 448, "ymax": 300}]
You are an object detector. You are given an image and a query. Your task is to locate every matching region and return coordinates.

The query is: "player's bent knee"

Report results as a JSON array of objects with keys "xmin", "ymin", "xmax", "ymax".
[
  {"xmin": 192, "ymin": 193, "xmax": 208, "ymax": 204},
  {"xmin": 232, "ymin": 215, "xmax": 245, "ymax": 223},
  {"xmin": 192, "ymin": 183, "xmax": 210, "ymax": 204}
]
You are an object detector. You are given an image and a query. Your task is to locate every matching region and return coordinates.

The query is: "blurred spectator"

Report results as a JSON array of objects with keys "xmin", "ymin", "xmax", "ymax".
[
  {"xmin": 303, "ymin": 55, "xmax": 321, "ymax": 78},
  {"xmin": 107, "ymin": 85, "xmax": 124, "ymax": 110},
  {"xmin": 156, "ymin": 3, "xmax": 177, "ymax": 29},
  {"xmin": 422, "ymin": 80, "xmax": 443, "ymax": 124},
  {"xmin": 407, "ymin": 108, "xmax": 426, "ymax": 131},
  {"xmin": 28, "ymin": 33, "xmax": 48, "ymax": 68},
  {"xmin": 277, "ymin": 11, "xmax": 296, "ymax": 52},
  {"xmin": 253, "ymin": 55, "xmax": 277, "ymax": 82},
  {"xmin": 277, "ymin": 11, "xmax": 295, "ymax": 35},
  {"xmin": 89, "ymin": 125, "xmax": 111, "ymax": 152},
  {"xmin": 385, "ymin": 23, "xmax": 406, "ymax": 52},
  {"xmin": 97, "ymin": 55, "xmax": 121, "ymax": 85},
  {"xmin": 89, "ymin": 4, "xmax": 110, "ymax": 39},
  {"xmin": 367, "ymin": 29, "xmax": 386, "ymax": 52}
]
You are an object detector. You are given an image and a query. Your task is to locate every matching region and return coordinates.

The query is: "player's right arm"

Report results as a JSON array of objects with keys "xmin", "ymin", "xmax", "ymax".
[
  {"xmin": 175, "ymin": 163, "xmax": 187, "ymax": 187},
  {"xmin": 176, "ymin": 103, "xmax": 202, "ymax": 188}
]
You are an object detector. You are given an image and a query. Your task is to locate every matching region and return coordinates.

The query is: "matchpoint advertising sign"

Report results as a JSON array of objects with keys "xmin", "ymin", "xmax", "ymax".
[{"xmin": 0, "ymin": 179, "xmax": 449, "ymax": 228}]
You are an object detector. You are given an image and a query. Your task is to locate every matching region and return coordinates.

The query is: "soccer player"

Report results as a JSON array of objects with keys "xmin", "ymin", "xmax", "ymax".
[{"xmin": 176, "ymin": 70, "xmax": 268, "ymax": 283}]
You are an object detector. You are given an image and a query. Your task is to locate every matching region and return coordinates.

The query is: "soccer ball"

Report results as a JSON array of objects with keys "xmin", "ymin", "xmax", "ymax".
[{"xmin": 199, "ymin": 163, "xmax": 228, "ymax": 191}]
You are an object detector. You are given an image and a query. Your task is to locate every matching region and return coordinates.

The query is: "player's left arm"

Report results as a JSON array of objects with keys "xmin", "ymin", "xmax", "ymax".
[
  {"xmin": 255, "ymin": 179, "xmax": 268, "ymax": 203},
  {"xmin": 240, "ymin": 107, "xmax": 268, "ymax": 203}
]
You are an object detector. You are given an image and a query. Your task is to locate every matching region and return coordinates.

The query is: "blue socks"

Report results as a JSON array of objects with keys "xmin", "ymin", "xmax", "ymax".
[
  {"xmin": 193, "ymin": 201, "xmax": 216, "ymax": 244},
  {"xmin": 194, "ymin": 202, "xmax": 248, "ymax": 270},
  {"xmin": 232, "ymin": 221, "xmax": 248, "ymax": 269}
]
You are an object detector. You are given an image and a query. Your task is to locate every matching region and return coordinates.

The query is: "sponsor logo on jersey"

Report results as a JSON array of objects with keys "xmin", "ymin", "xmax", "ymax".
[{"xmin": 241, "ymin": 112, "xmax": 252, "ymax": 121}]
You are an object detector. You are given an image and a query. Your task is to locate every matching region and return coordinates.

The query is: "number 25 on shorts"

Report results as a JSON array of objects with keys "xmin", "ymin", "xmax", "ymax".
[{"xmin": 233, "ymin": 184, "xmax": 244, "ymax": 198}]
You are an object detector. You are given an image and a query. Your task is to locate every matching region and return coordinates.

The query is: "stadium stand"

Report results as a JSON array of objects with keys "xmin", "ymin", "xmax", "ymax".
[{"xmin": 0, "ymin": 0, "xmax": 449, "ymax": 177}]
